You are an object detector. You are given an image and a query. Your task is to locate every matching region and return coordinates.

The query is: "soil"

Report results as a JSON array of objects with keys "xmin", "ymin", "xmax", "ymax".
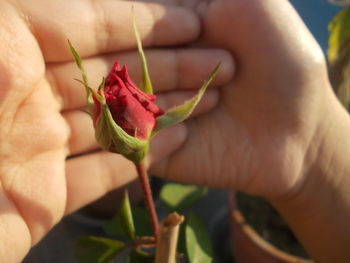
[{"xmin": 236, "ymin": 192, "xmax": 309, "ymax": 259}]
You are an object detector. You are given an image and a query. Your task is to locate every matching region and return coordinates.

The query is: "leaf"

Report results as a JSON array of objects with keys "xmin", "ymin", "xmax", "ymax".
[
  {"xmin": 75, "ymin": 236, "xmax": 125, "ymax": 263},
  {"xmin": 154, "ymin": 64, "xmax": 220, "ymax": 134},
  {"xmin": 132, "ymin": 207, "xmax": 153, "ymax": 237},
  {"xmin": 160, "ymin": 183, "xmax": 207, "ymax": 213},
  {"xmin": 103, "ymin": 191, "xmax": 135, "ymax": 240},
  {"xmin": 132, "ymin": 8, "xmax": 153, "ymax": 94},
  {"xmin": 186, "ymin": 213, "xmax": 213, "ymax": 263},
  {"xmin": 328, "ymin": 7, "xmax": 350, "ymax": 63},
  {"xmin": 128, "ymin": 249, "xmax": 154, "ymax": 263},
  {"xmin": 103, "ymin": 206, "xmax": 152, "ymax": 239},
  {"xmin": 328, "ymin": 8, "xmax": 350, "ymax": 110}
]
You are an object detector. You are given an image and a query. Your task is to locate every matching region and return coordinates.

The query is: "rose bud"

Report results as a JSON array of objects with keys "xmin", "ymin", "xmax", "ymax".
[
  {"xmin": 90, "ymin": 62, "xmax": 164, "ymax": 163},
  {"xmin": 68, "ymin": 12, "xmax": 220, "ymax": 164},
  {"xmin": 94, "ymin": 62, "xmax": 164, "ymax": 138}
]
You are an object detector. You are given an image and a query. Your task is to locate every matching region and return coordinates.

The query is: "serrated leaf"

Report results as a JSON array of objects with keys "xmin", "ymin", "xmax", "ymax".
[
  {"xmin": 103, "ymin": 191, "xmax": 135, "ymax": 240},
  {"xmin": 160, "ymin": 183, "xmax": 207, "ymax": 213},
  {"xmin": 154, "ymin": 64, "xmax": 220, "ymax": 134},
  {"xmin": 128, "ymin": 249, "xmax": 154, "ymax": 263},
  {"xmin": 186, "ymin": 213, "xmax": 213, "ymax": 263},
  {"xmin": 132, "ymin": 8, "xmax": 153, "ymax": 94},
  {"xmin": 75, "ymin": 236, "xmax": 125, "ymax": 263}
]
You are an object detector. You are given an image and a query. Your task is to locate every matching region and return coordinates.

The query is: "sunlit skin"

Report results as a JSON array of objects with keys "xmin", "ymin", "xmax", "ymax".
[
  {"xmin": 149, "ymin": 1, "xmax": 350, "ymax": 262},
  {"xmin": 0, "ymin": 0, "xmax": 234, "ymax": 261}
]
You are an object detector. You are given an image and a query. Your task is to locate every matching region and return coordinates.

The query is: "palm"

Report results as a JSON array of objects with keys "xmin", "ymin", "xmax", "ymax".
[
  {"xmin": 161, "ymin": 0, "xmax": 331, "ymax": 197},
  {"xmin": 0, "ymin": 7, "xmax": 68, "ymax": 258},
  {"xmin": 0, "ymin": 0, "xmax": 234, "ymax": 261}
]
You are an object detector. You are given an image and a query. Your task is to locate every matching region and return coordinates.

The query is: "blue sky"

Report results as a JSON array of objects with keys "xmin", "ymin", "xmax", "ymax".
[{"xmin": 290, "ymin": 0, "xmax": 342, "ymax": 52}]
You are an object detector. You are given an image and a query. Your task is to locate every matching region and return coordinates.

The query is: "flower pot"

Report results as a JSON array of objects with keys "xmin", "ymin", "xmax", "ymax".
[{"xmin": 229, "ymin": 191, "xmax": 313, "ymax": 263}]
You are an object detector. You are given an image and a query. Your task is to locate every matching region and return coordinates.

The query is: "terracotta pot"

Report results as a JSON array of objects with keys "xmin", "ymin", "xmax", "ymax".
[{"xmin": 229, "ymin": 191, "xmax": 313, "ymax": 263}]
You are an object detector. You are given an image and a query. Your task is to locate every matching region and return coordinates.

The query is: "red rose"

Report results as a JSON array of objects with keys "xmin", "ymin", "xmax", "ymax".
[{"xmin": 93, "ymin": 62, "xmax": 164, "ymax": 140}]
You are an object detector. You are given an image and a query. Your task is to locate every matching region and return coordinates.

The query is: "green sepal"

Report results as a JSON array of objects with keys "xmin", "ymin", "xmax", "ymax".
[
  {"xmin": 132, "ymin": 8, "xmax": 153, "ymax": 94},
  {"xmin": 94, "ymin": 91, "xmax": 149, "ymax": 163},
  {"xmin": 68, "ymin": 40, "xmax": 94, "ymax": 112},
  {"xmin": 75, "ymin": 236, "xmax": 125, "ymax": 263},
  {"xmin": 153, "ymin": 64, "xmax": 220, "ymax": 135}
]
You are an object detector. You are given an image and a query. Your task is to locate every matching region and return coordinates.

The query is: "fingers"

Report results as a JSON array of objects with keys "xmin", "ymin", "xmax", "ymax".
[
  {"xmin": 48, "ymin": 48, "xmax": 234, "ymax": 111},
  {"xmin": 203, "ymin": 0, "xmax": 324, "ymax": 79},
  {"xmin": 64, "ymin": 89, "xmax": 219, "ymax": 156},
  {"xmin": 18, "ymin": 0, "xmax": 199, "ymax": 62},
  {"xmin": 64, "ymin": 124, "xmax": 186, "ymax": 214}
]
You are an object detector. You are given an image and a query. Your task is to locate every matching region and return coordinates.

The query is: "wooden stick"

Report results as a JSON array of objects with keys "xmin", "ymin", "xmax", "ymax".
[{"xmin": 155, "ymin": 212, "xmax": 184, "ymax": 263}]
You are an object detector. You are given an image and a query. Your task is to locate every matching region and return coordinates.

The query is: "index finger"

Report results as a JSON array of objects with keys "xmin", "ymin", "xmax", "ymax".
[{"xmin": 17, "ymin": 0, "xmax": 200, "ymax": 62}]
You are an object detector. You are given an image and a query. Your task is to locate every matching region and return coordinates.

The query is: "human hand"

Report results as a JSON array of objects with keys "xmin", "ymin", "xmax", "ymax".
[
  {"xmin": 153, "ymin": 0, "xmax": 342, "ymax": 198},
  {"xmin": 0, "ymin": 0, "xmax": 234, "ymax": 261},
  {"xmin": 151, "ymin": 1, "xmax": 350, "ymax": 261}
]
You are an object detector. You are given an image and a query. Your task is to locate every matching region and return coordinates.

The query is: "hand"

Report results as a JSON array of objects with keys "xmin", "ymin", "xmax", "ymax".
[
  {"xmin": 0, "ymin": 0, "xmax": 234, "ymax": 261},
  {"xmin": 153, "ymin": 0, "xmax": 337, "ymax": 197},
  {"xmin": 152, "ymin": 1, "xmax": 350, "ymax": 261}
]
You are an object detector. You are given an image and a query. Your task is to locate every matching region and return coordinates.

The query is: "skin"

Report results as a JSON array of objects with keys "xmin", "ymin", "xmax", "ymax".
[
  {"xmin": 1, "ymin": 0, "xmax": 350, "ymax": 262},
  {"xmin": 0, "ymin": 0, "xmax": 234, "ymax": 261},
  {"xmin": 150, "ymin": 0, "xmax": 350, "ymax": 262}
]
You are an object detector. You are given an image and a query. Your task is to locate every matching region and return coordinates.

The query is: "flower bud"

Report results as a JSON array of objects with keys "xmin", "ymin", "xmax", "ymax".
[{"xmin": 91, "ymin": 62, "xmax": 164, "ymax": 163}]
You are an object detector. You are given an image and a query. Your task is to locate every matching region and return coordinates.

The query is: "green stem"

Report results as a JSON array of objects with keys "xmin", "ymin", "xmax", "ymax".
[{"xmin": 135, "ymin": 162, "xmax": 159, "ymax": 241}]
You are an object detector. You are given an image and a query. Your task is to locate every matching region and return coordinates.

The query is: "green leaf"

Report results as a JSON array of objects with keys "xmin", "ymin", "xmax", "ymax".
[
  {"xmin": 128, "ymin": 249, "xmax": 154, "ymax": 263},
  {"xmin": 132, "ymin": 8, "xmax": 153, "ymax": 94},
  {"xmin": 132, "ymin": 207, "xmax": 153, "ymax": 237},
  {"xmin": 160, "ymin": 183, "xmax": 207, "ymax": 213},
  {"xmin": 328, "ymin": 7, "xmax": 350, "ymax": 63},
  {"xmin": 154, "ymin": 64, "xmax": 220, "ymax": 134},
  {"xmin": 328, "ymin": 8, "xmax": 350, "ymax": 110},
  {"xmin": 103, "ymin": 191, "xmax": 135, "ymax": 240},
  {"xmin": 75, "ymin": 236, "xmax": 125, "ymax": 263},
  {"xmin": 103, "ymin": 206, "xmax": 152, "ymax": 239},
  {"xmin": 120, "ymin": 191, "xmax": 136, "ymax": 239},
  {"xmin": 103, "ymin": 214, "xmax": 126, "ymax": 238},
  {"xmin": 186, "ymin": 213, "xmax": 213, "ymax": 263}
]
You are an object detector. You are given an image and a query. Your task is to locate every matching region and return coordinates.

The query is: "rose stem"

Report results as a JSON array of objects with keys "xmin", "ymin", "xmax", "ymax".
[{"xmin": 135, "ymin": 162, "xmax": 159, "ymax": 241}]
